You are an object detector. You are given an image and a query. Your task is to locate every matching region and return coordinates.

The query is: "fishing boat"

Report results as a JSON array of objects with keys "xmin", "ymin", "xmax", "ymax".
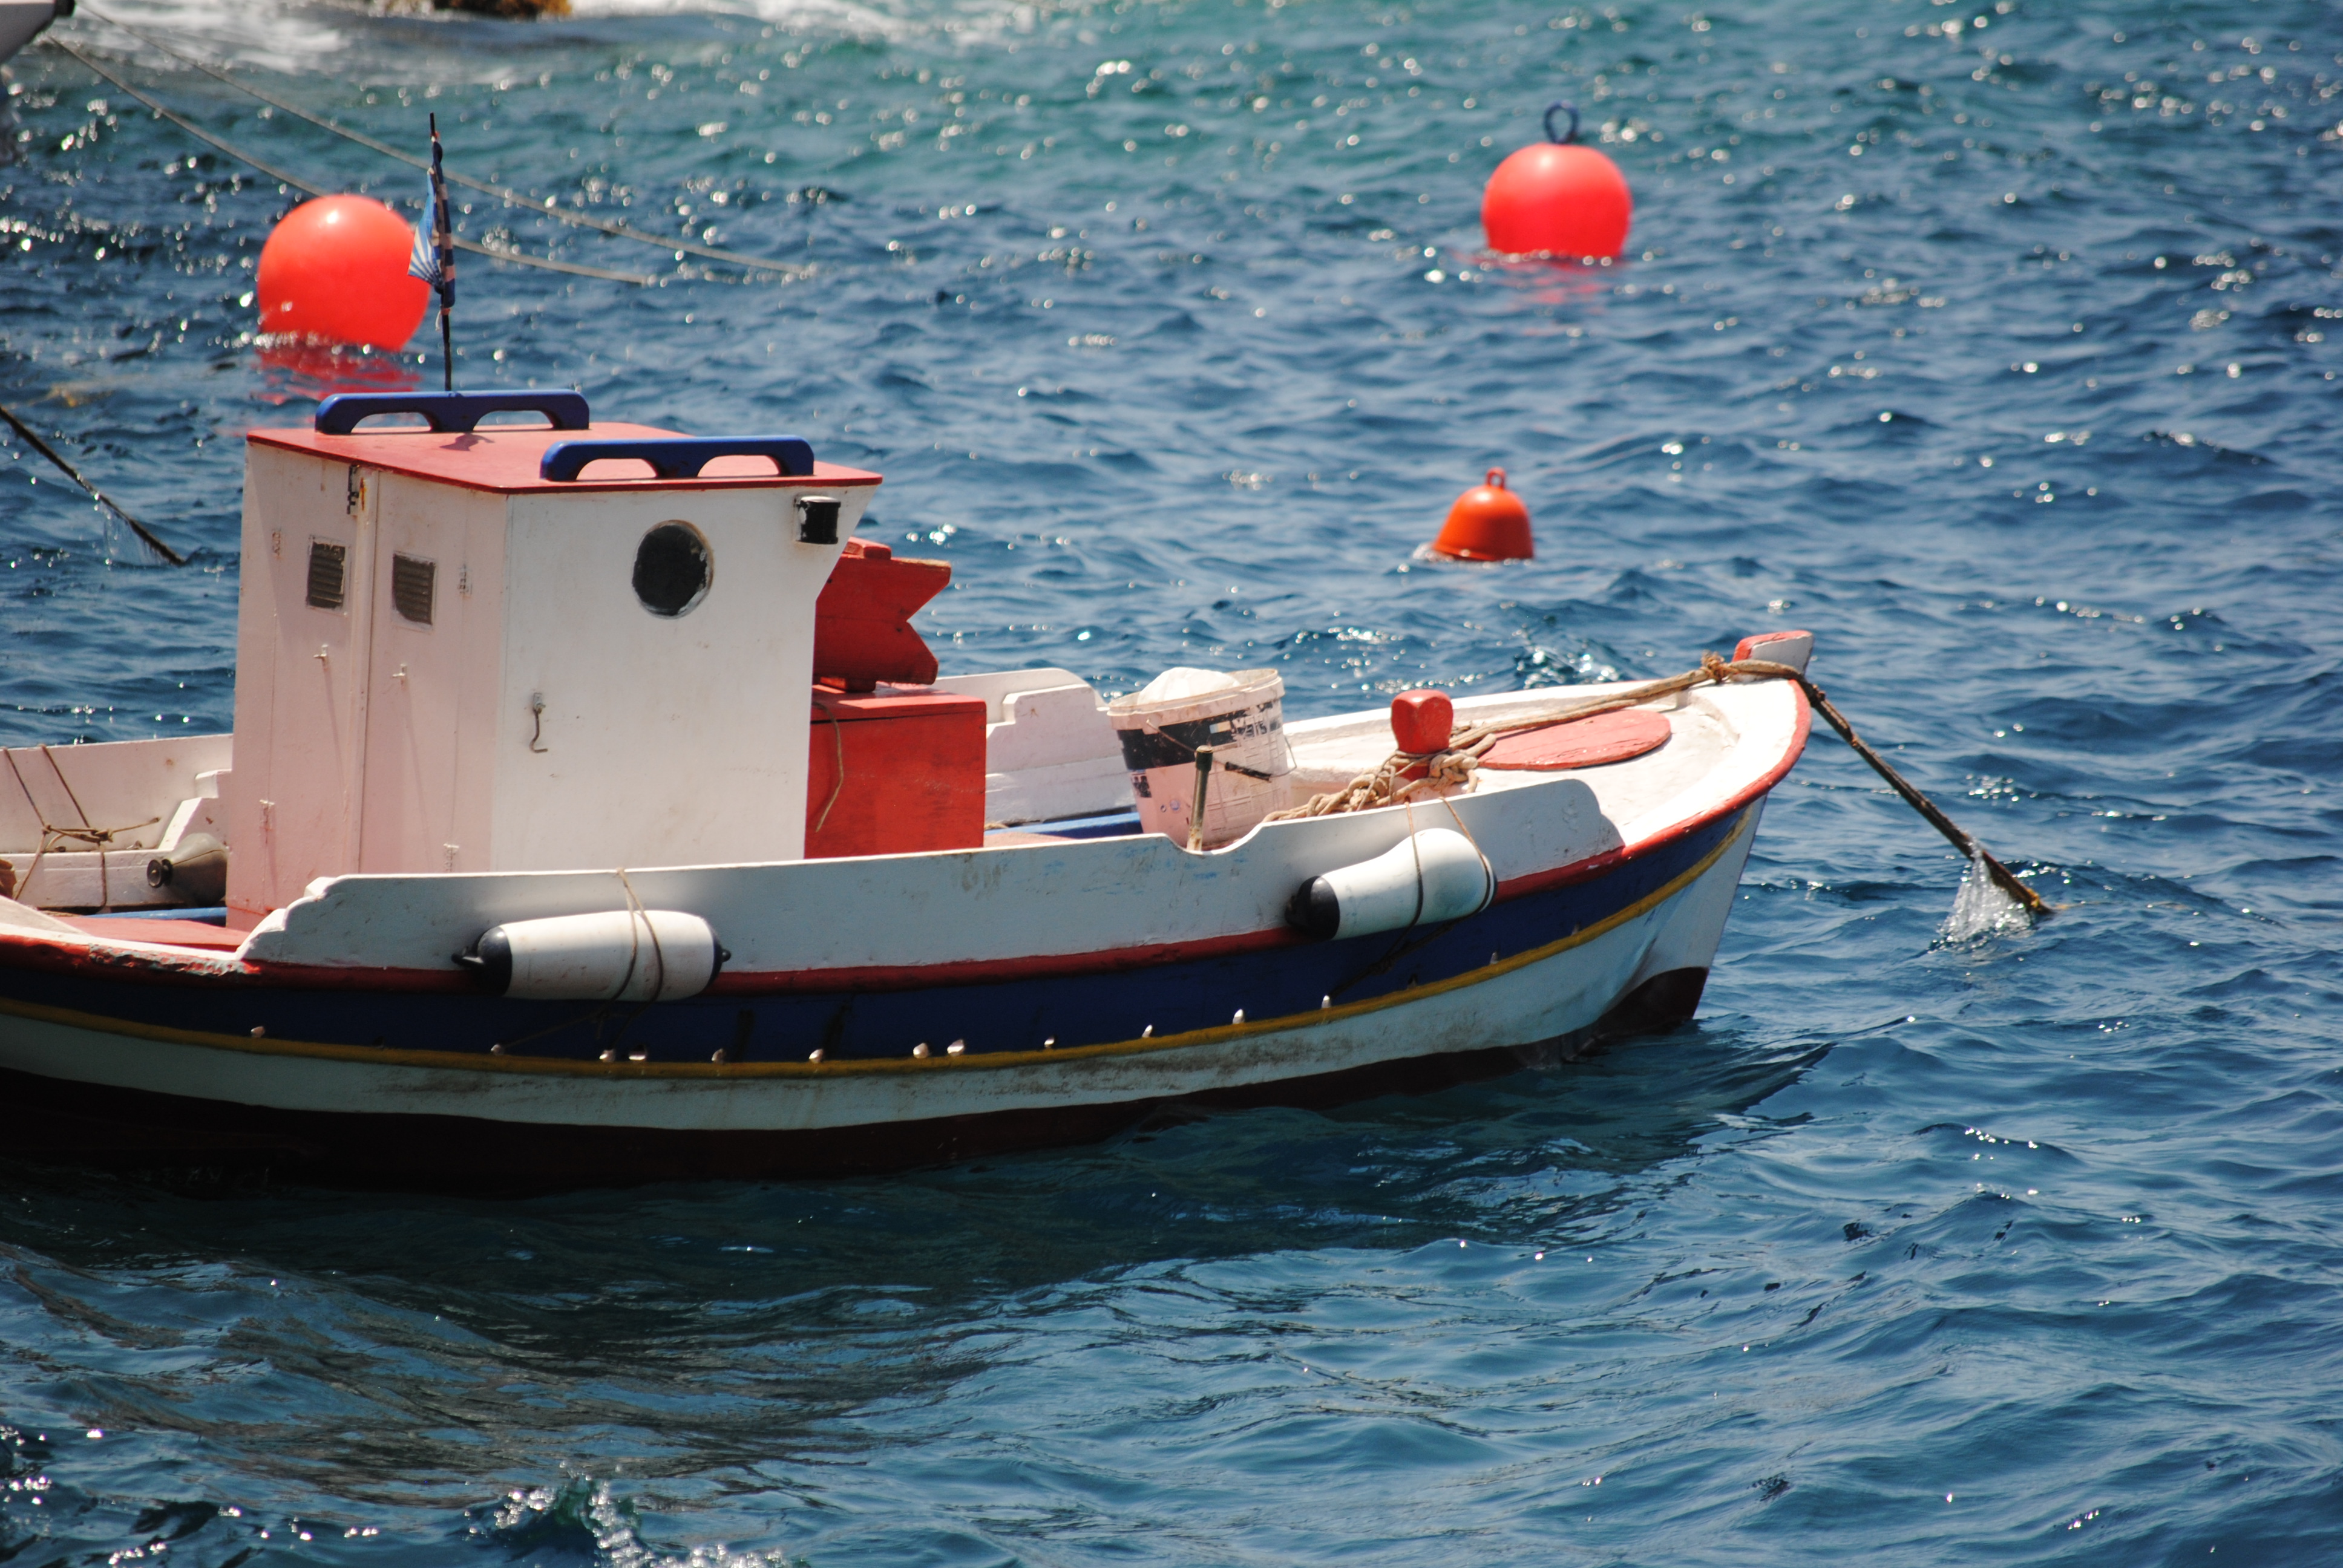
[
  {"xmin": 0, "ymin": 0, "xmax": 64, "ymax": 77},
  {"xmin": 0, "ymin": 389, "xmax": 1812, "ymax": 1184}
]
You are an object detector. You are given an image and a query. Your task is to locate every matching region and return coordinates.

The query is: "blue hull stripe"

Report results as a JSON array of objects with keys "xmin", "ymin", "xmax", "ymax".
[{"xmin": 0, "ymin": 811, "xmax": 1742, "ymax": 1067}]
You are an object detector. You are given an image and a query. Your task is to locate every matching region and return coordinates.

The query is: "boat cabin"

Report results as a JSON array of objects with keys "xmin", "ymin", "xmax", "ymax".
[{"xmin": 0, "ymin": 392, "xmax": 1140, "ymax": 923}]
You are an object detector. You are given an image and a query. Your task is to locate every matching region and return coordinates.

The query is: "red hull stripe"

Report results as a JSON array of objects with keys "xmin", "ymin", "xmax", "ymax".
[{"xmin": 0, "ymin": 812, "xmax": 1755, "ymax": 1082}]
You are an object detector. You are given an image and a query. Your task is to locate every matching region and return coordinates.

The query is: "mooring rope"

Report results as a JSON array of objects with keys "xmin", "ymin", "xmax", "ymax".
[
  {"xmin": 3, "ymin": 746, "xmax": 159, "ymax": 912},
  {"xmin": 0, "ymin": 402, "xmax": 186, "ymax": 566},
  {"xmin": 614, "ymin": 866, "xmax": 667, "ymax": 1003},
  {"xmin": 813, "ymin": 707, "xmax": 847, "ymax": 837}
]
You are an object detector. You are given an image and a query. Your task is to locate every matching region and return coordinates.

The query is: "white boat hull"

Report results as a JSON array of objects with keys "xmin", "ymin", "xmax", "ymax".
[
  {"xmin": 0, "ymin": 808, "xmax": 1760, "ymax": 1181},
  {"xmin": 0, "ymin": 664, "xmax": 1804, "ymax": 1184}
]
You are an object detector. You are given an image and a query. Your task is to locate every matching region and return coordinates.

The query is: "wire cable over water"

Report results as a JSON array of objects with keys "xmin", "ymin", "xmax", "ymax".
[
  {"xmin": 51, "ymin": 36, "xmax": 661, "ymax": 286},
  {"xmin": 0, "ymin": 402, "xmax": 185, "ymax": 565},
  {"xmin": 72, "ymin": 7, "xmax": 814, "ymax": 281}
]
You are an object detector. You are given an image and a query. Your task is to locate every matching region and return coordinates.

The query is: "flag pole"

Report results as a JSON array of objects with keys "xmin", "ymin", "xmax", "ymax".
[{"xmin": 414, "ymin": 113, "xmax": 456, "ymax": 391}]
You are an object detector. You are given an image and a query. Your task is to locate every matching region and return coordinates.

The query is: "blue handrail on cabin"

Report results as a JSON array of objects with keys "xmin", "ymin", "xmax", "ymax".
[
  {"xmin": 538, "ymin": 437, "xmax": 816, "ymax": 482},
  {"xmin": 315, "ymin": 391, "xmax": 592, "ymax": 436}
]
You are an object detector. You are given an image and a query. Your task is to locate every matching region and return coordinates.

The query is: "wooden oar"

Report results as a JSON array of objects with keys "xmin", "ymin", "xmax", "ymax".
[
  {"xmin": 1735, "ymin": 658, "xmax": 2051, "ymax": 918},
  {"xmin": 0, "ymin": 403, "xmax": 186, "ymax": 566}
]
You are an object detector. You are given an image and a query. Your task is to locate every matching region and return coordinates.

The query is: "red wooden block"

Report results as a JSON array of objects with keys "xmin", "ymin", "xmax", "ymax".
[
  {"xmin": 813, "ymin": 539, "xmax": 952, "ymax": 691},
  {"xmin": 1389, "ymin": 688, "xmax": 1456, "ymax": 754},
  {"xmin": 805, "ymin": 686, "xmax": 988, "ymax": 858}
]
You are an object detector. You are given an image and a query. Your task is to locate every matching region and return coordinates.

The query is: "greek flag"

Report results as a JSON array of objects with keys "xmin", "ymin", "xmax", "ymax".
[
  {"xmin": 407, "ymin": 118, "xmax": 454, "ymax": 309},
  {"xmin": 405, "ymin": 168, "xmax": 444, "ymax": 292}
]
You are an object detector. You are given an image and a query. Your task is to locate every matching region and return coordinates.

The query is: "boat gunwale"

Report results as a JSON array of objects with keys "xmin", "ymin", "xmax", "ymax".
[{"xmin": 0, "ymin": 682, "xmax": 1808, "ymax": 995}]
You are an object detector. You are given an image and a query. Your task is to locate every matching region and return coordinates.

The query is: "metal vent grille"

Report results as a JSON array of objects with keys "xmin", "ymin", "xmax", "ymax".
[
  {"xmin": 305, "ymin": 540, "xmax": 347, "ymax": 612},
  {"xmin": 391, "ymin": 554, "xmax": 436, "ymax": 626}
]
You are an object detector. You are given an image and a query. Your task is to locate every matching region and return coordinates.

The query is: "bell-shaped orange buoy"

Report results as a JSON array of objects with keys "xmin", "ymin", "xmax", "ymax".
[
  {"xmin": 1430, "ymin": 468, "xmax": 1533, "ymax": 561},
  {"xmin": 1481, "ymin": 102, "xmax": 1633, "ymax": 260},
  {"xmin": 255, "ymin": 195, "xmax": 430, "ymax": 350}
]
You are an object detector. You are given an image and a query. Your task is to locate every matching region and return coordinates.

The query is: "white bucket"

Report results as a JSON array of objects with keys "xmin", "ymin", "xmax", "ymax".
[{"xmin": 1107, "ymin": 667, "xmax": 1294, "ymax": 848}]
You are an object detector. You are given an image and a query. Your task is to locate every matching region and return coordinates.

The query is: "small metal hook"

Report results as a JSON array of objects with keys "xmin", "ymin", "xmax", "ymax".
[
  {"xmin": 528, "ymin": 692, "xmax": 549, "ymax": 754},
  {"xmin": 1544, "ymin": 100, "xmax": 1581, "ymax": 145}
]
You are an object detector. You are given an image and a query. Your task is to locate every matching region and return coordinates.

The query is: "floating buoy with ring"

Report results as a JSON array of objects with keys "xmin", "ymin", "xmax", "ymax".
[
  {"xmin": 1480, "ymin": 102, "xmax": 1634, "ymax": 260},
  {"xmin": 1429, "ymin": 468, "xmax": 1534, "ymax": 562}
]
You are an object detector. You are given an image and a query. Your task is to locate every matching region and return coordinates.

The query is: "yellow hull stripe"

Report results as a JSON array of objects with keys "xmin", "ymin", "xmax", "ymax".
[{"xmin": 0, "ymin": 810, "xmax": 1752, "ymax": 1083}]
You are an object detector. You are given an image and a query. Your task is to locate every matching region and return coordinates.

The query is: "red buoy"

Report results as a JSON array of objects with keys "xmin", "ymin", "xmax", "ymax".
[
  {"xmin": 1389, "ymin": 689, "xmax": 1455, "ymax": 756},
  {"xmin": 1430, "ymin": 468, "xmax": 1533, "ymax": 562},
  {"xmin": 1480, "ymin": 103, "xmax": 1633, "ymax": 260},
  {"xmin": 255, "ymin": 196, "xmax": 430, "ymax": 350}
]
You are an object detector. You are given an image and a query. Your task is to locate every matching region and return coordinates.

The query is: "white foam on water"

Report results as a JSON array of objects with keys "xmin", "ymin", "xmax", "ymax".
[
  {"xmin": 483, "ymin": 1478, "xmax": 791, "ymax": 1568},
  {"xmin": 1941, "ymin": 850, "xmax": 2031, "ymax": 942},
  {"xmin": 65, "ymin": 0, "xmax": 1035, "ymax": 78},
  {"xmin": 563, "ymin": 0, "xmax": 967, "ymax": 39},
  {"xmin": 57, "ymin": 0, "xmax": 372, "ymax": 76}
]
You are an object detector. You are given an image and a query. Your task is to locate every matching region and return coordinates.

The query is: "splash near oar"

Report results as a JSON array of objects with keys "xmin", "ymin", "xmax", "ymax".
[
  {"xmin": 1732, "ymin": 655, "xmax": 2051, "ymax": 920},
  {"xmin": 407, "ymin": 116, "xmax": 459, "ymax": 391},
  {"xmin": 1944, "ymin": 851, "xmax": 2033, "ymax": 940}
]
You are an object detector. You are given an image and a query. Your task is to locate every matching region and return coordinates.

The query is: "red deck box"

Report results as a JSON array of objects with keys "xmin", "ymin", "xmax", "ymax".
[
  {"xmin": 805, "ymin": 687, "xmax": 988, "ymax": 858},
  {"xmin": 812, "ymin": 540, "xmax": 952, "ymax": 690}
]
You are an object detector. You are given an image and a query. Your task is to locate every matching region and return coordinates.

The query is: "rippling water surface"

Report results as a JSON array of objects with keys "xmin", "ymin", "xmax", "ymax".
[{"xmin": 3, "ymin": 0, "xmax": 2341, "ymax": 1561}]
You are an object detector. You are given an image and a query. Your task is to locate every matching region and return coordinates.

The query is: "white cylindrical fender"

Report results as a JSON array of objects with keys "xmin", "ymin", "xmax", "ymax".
[
  {"xmin": 1286, "ymin": 827, "xmax": 1494, "ymax": 941},
  {"xmin": 456, "ymin": 910, "xmax": 726, "ymax": 1001}
]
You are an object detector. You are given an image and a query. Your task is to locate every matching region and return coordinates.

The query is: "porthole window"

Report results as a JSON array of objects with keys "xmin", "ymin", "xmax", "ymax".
[{"xmin": 633, "ymin": 522, "xmax": 712, "ymax": 617}]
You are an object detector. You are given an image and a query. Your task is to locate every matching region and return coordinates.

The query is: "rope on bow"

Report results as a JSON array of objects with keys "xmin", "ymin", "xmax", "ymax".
[
  {"xmin": 1262, "ymin": 655, "xmax": 2051, "ymax": 921},
  {"xmin": 3, "ymin": 746, "xmax": 159, "ymax": 911},
  {"xmin": 1267, "ymin": 653, "xmax": 1748, "ymax": 823}
]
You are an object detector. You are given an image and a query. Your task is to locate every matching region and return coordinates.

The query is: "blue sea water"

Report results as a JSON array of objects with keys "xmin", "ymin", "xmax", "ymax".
[{"xmin": 3, "ymin": 0, "xmax": 2342, "ymax": 1560}]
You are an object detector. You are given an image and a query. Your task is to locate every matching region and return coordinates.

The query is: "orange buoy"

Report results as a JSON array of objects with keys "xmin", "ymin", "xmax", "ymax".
[
  {"xmin": 1480, "ymin": 103, "xmax": 1633, "ymax": 260},
  {"xmin": 1389, "ymin": 688, "xmax": 1455, "ymax": 756},
  {"xmin": 1430, "ymin": 468, "xmax": 1533, "ymax": 561},
  {"xmin": 255, "ymin": 196, "xmax": 430, "ymax": 350}
]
